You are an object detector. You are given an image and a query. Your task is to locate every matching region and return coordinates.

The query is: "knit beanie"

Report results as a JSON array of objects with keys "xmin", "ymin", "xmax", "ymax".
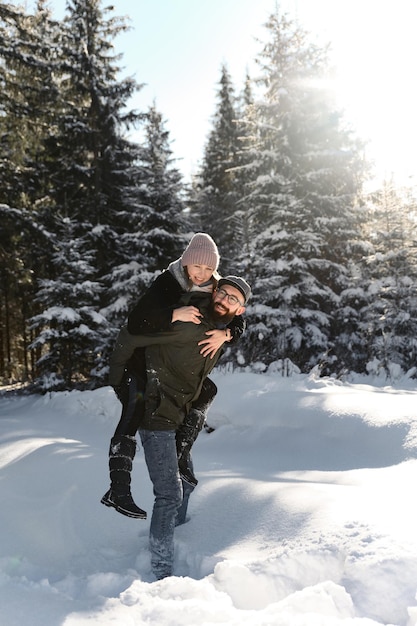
[
  {"xmin": 218, "ymin": 275, "xmax": 252, "ymax": 304},
  {"xmin": 181, "ymin": 233, "xmax": 220, "ymax": 270}
]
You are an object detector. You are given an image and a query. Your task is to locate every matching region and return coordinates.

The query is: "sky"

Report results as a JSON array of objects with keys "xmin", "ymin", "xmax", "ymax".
[
  {"xmin": 31, "ymin": 0, "xmax": 417, "ymax": 187},
  {"xmin": 2, "ymin": 369, "xmax": 417, "ymax": 624}
]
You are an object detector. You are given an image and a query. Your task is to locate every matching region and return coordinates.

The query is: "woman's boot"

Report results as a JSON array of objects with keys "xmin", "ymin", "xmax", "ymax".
[
  {"xmin": 176, "ymin": 377, "xmax": 217, "ymax": 486},
  {"xmin": 101, "ymin": 435, "xmax": 147, "ymax": 519},
  {"xmin": 176, "ymin": 409, "xmax": 206, "ymax": 486}
]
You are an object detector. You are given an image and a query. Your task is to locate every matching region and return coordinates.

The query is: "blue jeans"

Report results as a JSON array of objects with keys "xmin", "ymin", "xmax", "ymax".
[{"xmin": 139, "ymin": 429, "xmax": 185, "ymax": 579}]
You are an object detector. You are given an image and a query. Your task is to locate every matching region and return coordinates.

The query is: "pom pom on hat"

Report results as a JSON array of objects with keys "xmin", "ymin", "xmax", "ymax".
[{"xmin": 181, "ymin": 233, "xmax": 220, "ymax": 271}]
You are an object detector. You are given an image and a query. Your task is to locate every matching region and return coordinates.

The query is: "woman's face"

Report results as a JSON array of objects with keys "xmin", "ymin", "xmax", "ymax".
[{"xmin": 186, "ymin": 264, "xmax": 214, "ymax": 286}]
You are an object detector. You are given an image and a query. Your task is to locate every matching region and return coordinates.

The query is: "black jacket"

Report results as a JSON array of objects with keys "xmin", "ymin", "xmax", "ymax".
[{"xmin": 127, "ymin": 269, "xmax": 245, "ymax": 341}]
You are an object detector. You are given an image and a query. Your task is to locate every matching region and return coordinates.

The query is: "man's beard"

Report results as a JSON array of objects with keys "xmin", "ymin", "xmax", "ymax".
[{"xmin": 209, "ymin": 299, "xmax": 235, "ymax": 325}]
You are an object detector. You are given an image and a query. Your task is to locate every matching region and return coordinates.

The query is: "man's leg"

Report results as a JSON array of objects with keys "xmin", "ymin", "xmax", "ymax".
[{"xmin": 139, "ymin": 428, "xmax": 183, "ymax": 580}]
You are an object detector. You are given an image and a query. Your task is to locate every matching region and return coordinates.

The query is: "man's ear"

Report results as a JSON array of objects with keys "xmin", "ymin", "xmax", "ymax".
[{"xmin": 236, "ymin": 305, "xmax": 246, "ymax": 316}]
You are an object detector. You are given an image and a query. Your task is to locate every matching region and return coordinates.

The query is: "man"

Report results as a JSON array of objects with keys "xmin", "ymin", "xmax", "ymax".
[
  {"xmin": 102, "ymin": 237, "xmax": 245, "ymax": 520},
  {"xmin": 105, "ymin": 276, "xmax": 251, "ymax": 580}
]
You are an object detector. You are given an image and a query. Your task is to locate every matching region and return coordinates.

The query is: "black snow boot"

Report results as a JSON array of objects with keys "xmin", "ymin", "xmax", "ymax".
[
  {"xmin": 176, "ymin": 409, "xmax": 207, "ymax": 486},
  {"xmin": 101, "ymin": 435, "xmax": 147, "ymax": 519}
]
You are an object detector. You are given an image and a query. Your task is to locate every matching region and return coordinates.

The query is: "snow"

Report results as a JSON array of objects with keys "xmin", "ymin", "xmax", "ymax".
[{"xmin": 1, "ymin": 371, "xmax": 417, "ymax": 625}]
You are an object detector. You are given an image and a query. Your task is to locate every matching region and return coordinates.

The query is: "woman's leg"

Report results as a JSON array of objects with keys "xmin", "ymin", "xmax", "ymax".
[
  {"xmin": 101, "ymin": 352, "xmax": 147, "ymax": 518},
  {"xmin": 176, "ymin": 377, "xmax": 217, "ymax": 486}
]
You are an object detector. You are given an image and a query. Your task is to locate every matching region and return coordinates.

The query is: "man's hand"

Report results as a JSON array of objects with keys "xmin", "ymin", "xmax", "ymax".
[
  {"xmin": 198, "ymin": 329, "xmax": 229, "ymax": 358},
  {"xmin": 172, "ymin": 305, "xmax": 202, "ymax": 324}
]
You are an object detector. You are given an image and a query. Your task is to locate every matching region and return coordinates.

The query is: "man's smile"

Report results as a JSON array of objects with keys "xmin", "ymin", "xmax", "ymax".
[{"xmin": 214, "ymin": 302, "xmax": 228, "ymax": 313}]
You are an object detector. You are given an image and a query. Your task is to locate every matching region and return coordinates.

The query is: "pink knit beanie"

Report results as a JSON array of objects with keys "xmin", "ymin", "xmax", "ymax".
[{"xmin": 181, "ymin": 233, "xmax": 220, "ymax": 270}]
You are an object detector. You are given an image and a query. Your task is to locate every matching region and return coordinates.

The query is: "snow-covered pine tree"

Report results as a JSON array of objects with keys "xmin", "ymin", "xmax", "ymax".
[
  {"xmin": 236, "ymin": 10, "xmax": 368, "ymax": 373},
  {"xmin": 0, "ymin": 1, "xmax": 62, "ymax": 209},
  {"xmin": 195, "ymin": 64, "xmax": 243, "ymax": 272},
  {"xmin": 29, "ymin": 218, "xmax": 109, "ymax": 392},
  {"xmin": 0, "ymin": 2, "xmax": 66, "ymax": 383},
  {"xmin": 353, "ymin": 180, "xmax": 417, "ymax": 379},
  {"xmin": 134, "ymin": 104, "xmax": 189, "ymax": 271},
  {"xmin": 222, "ymin": 70, "xmax": 256, "ymax": 276},
  {"xmin": 47, "ymin": 0, "xmax": 143, "ymax": 226},
  {"xmin": 28, "ymin": 0, "xmax": 157, "ymax": 387},
  {"xmin": 101, "ymin": 103, "xmax": 189, "ymax": 335},
  {"xmin": 0, "ymin": 204, "xmax": 54, "ymax": 384}
]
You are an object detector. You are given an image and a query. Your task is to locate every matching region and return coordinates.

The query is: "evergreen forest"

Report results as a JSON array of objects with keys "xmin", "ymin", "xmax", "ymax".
[{"xmin": 1, "ymin": 0, "xmax": 416, "ymax": 392}]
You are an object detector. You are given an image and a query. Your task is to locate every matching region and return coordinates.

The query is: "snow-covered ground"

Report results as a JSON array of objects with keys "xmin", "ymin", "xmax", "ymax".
[{"xmin": 1, "ymin": 370, "xmax": 417, "ymax": 625}]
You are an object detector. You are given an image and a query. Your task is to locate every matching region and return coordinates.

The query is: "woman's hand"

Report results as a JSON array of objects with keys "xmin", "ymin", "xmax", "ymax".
[
  {"xmin": 172, "ymin": 305, "xmax": 202, "ymax": 324},
  {"xmin": 198, "ymin": 329, "xmax": 229, "ymax": 358}
]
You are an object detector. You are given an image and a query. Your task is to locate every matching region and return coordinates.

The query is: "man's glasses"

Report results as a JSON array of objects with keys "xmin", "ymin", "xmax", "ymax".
[{"xmin": 215, "ymin": 287, "xmax": 243, "ymax": 306}]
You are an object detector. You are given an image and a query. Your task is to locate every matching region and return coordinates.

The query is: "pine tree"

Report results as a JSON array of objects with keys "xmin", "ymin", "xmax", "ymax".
[
  {"xmin": 0, "ymin": 1, "xmax": 63, "ymax": 210},
  {"xmin": 0, "ymin": 204, "xmax": 53, "ymax": 383},
  {"xmin": 0, "ymin": 3, "xmax": 66, "ymax": 384},
  {"xmin": 27, "ymin": 0, "xmax": 156, "ymax": 388},
  {"xmin": 195, "ymin": 64, "xmax": 242, "ymax": 271},
  {"xmin": 101, "ymin": 104, "xmax": 189, "ymax": 333},
  {"xmin": 0, "ymin": 1, "xmax": 190, "ymax": 387},
  {"xmin": 351, "ymin": 180, "xmax": 417, "ymax": 379},
  {"xmin": 136, "ymin": 104, "xmax": 189, "ymax": 271},
  {"xmin": 236, "ymin": 10, "xmax": 368, "ymax": 372},
  {"xmin": 46, "ymin": 0, "xmax": 143, "ymax": 227},
  {"xmin": 224, "ymin": 70, "xmax": 256, "ymax": 275},
  {"xmin": 29, "ymin": 217, "xmax": 109, "ymax": 391}
]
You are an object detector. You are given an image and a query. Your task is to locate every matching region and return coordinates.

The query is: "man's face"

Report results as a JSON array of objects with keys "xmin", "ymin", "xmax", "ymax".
[{"xmin": 210, "ymin": 284, "xmax": 246, "ymax": 323}]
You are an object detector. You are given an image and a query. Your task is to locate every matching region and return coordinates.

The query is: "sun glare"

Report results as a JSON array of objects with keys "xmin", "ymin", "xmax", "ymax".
[{"xmin": 323, "ymin": 2, "xmax": 417, "ymax": 187}]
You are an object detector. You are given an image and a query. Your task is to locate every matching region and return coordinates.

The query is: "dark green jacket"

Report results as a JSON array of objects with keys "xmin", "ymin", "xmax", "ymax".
[
  {"xmin": 109, "ymin": 265, "xmax": 245, "ymax": 388},
  {"xmin": 110, "ymin": 292, "xmax": 224, "ymax": 430}
]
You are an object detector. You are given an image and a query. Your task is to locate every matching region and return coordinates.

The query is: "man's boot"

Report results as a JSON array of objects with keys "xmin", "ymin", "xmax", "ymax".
[
  {"xmin": 176, "ymin": 409, "xmax": 206, "ymax": 486},
  {"xmin": 101, "ymin": 435, "xmax": 147, "ymax": 519}
]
